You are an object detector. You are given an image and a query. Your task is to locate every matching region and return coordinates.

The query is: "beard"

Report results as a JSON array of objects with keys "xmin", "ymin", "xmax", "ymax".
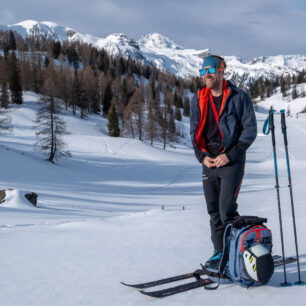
[{"xmin": 204, "ymin": 75, "xmax": 221, "ymax": 90}]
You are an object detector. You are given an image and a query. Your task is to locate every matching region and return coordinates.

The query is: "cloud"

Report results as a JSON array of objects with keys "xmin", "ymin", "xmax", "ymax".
[
  {"xmin": 0, "ymin": 9, "xmax": 17, "ymax": 24},
  {"xmin": 1, "ymin": 0, "xmax": 305, "ymax": 59}
]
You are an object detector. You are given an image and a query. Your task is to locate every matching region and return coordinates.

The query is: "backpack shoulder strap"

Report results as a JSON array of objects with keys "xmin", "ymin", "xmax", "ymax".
[
  {"xmin": 219, "ymin": 223, "xmax": 232, "ymax": 275},
  {"xmin": 203, "ymin": 223, "xmax": 232, "ymax": 290}
]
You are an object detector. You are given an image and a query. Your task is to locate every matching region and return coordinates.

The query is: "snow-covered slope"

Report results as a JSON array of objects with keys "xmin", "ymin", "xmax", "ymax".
[
  {"xmin": 225, "ymin": 54, "xmax": 306, "ymax": 87},
  {"xmin": 0, "ymin": 91, "xmax": 305, "ymax": 305},
  {"xmin": 2, "ymin": 20, "xmax": 306, "ymax": 86},
  {"xmin": 0, "ymin": 20, "xmax": 73, "ymax": 41},
  {"xmin": 255, "ymin": 83, "xmax": 306, "ymax": 115}
]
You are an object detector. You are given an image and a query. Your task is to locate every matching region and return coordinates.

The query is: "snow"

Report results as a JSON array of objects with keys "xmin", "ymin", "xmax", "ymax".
[
  {"xmin": 255, "ymin": 84, "xmax": 306, "ymax": 114},
  {"xmin": 15, "ymin": 20, "xmax": 38, "ymax": 31},
  {"xmin": 0, "ymin": 89, "xmax": 305, "ymax": 305},
  {"xmin": 138, "ymin": 33, "xmax": 183, "ymax": 50}
]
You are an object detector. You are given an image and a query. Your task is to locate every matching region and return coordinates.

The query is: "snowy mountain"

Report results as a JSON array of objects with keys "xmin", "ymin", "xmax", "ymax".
[{"xmin": 1, "ymin": 20, "xmax": 306, "ymax": 86}]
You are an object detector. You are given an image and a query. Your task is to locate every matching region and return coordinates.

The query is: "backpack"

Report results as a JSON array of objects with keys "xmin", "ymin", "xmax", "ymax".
[{"xmin": 218, "ymin": 216, "xmax": 274, "ymax": 288}]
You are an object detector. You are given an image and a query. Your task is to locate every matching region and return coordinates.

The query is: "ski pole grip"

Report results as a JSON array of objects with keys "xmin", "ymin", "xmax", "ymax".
[
  {"xmin": 269, "ymin": 110, "xmax": 275, "ymax": 130},
  {"xmin": 280, "ymin": 109, "xmax": 288, "ymax": 145},
  {"xmin": 280, "ymin": 109, "xmax": 286, "ymax": 130},
  {"xmin": 269, "ymin": 110, "xmax": 276, "ymax": 146}
]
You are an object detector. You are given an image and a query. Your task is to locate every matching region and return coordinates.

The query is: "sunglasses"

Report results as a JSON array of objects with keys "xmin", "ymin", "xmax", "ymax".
[{"xmin": 199, "ymin": 67, "xmax": 217, "ymax": 76}]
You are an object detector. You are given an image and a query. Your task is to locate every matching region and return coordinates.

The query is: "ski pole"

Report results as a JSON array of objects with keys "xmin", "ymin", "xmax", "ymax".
[
  {"xmin": 263, "ymin": 110, "xmax": 291, "ymax": 286},
  {"xmin": 280, "ymin": 110, "xmax": 305, "ymax": 286}
]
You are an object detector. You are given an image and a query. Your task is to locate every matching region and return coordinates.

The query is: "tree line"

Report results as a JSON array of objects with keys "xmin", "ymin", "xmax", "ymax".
[
  {"xmin": 0, "ymin": 30, "xmax": 199, "ymax": 158},
  {"xmin": 248, "ymin": 70, "xmax": 306, "ymax": 101}
]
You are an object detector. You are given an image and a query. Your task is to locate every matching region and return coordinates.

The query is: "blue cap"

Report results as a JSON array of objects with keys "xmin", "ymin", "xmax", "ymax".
[{"xmin": 202, "ymin": 56, "xmax": 223, "ymax": 68}]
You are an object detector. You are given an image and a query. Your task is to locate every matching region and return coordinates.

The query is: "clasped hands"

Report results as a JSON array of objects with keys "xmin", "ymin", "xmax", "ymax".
[{"xmin": 203, "ymin": 154, "xmax": 229, "ymax": 168}]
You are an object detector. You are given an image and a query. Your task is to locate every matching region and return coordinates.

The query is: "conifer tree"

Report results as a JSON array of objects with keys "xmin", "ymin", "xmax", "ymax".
[
  {"xmin": 175, "ymin": 107, "xmax": 182, "ymax": 121},
  {"xmin": 173, "ymin": 90, "xmax": 178, "ymax": 108},
  {"xmin": 297, "ymin": 70, "xmax": 305, "ymax": 84},
  {"xmin": 102, "ymin": 81, "xmax": 112, "ymax": 116},
  {"xmin": 44, "ymin": 56, "xmax": 50, "ymax": 67},
  {"xmin": 8, "ymin": 51, "xmax": 23, "ymax": 104},
  {"xmin": 9, "ymin": 30, "xmax": 16, "ymax": 51},
  {"xmin": 0, "ymin": 106, "xmax": 11, "ymax": 132},
  {"xmin": 0, "ymin": 81, "xmax": 10, "ymax": 108},
  {"xmin": 183, "ymin": 96, "xmax": 190, "ymax": 117},
  {"xmin": 169, "ymin": 110, "xmax": 176, "ymax": 137},
  {"xmin": 71, "ymin": 70, "xmax": 82, "ymax": 116},
  {"xmin": 108, "ymin": 101, "xmax": 120, "ymax": 137},
  {"xmin": 30, "ymin": 51, "xmax": 43, "ymax": 93},
  {"xmin": 292, "ymin": 85, "xmax": 298, "ymax": 100},
  {"xmin": 174, "ymin": 87, "xmax": 183, "ymax": 108},
  {"xmin": 145, "ymin": 80, "xmax": 158, "ymax": 146},
  {"xmin": 0, "ymin": 76, "xmax": 12, "ymax": 132},
  {"xmin": 120, "ymin": 77, "xmax": 129, "ymax": 107},
  {"xmin": 52, "ymin": 41, "xmax": 61, "ymax": 59},
  {"xmin": 280, "ymin": 78, "xmax": 287, "ymax": 97}
]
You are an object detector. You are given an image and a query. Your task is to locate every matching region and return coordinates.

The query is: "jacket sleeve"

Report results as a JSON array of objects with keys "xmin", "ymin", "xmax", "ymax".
[
  {"xmin": 226, "ymin": 141, "xmax": 249, "ymax": 162},
  {"xmin": 190, "ymin": 93, "xmax": 206, "ymax": 163},
  {"xmin": 226, "ymin": 91, "xmax": 257, "ymax": 162},
  {"xmin": 235, "ymin": 91, "xmax": 257, "ymax": 147}
]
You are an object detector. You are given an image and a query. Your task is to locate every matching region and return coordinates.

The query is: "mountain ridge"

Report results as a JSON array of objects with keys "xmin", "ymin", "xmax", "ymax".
[{"xmin": 1, "ymin": 20, "xmax": 306, "ymax": 87}]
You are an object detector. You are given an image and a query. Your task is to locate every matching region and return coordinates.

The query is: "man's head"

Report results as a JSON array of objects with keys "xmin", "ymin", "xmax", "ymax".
[{"xmin": 199, "ymin": 55, "xmax": 226, "ymax": 91}]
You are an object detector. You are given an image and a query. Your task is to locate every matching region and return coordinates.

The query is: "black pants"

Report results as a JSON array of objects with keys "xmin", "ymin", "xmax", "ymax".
[{"xmin": 202, "ymin": 155, "xmax": 245, "ymax": 253}]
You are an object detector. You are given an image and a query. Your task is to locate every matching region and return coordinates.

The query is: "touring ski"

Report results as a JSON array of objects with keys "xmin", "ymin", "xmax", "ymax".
[
  {"xmin": 126, "ymin": 256, "xmax": 296, "ymax": 298},
  {"xmin": 121, "ymin": 270, "xmax": 201, "ymax": 289},
  {"xmin": 121, "ymin": 255, "xmax": 286, "ymax": 290},
  {"xmin": 121, "ymin": 267, "xmax": 229, "ymax": 289},
  {"xmin": 140, "ymin": 277, "xmax": 215, "ymax": 298}
]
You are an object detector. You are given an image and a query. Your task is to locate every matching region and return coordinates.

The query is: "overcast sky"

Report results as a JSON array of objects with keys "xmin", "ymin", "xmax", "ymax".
[{"xmin": 0, "ymin": 0, "xmax": 305, "ymax": 59}]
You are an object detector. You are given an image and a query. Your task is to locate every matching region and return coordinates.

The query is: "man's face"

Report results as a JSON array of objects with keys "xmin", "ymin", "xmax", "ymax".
[{"xmin": 202, "ymin": 66, "xmax": 223, "ymax": 90}]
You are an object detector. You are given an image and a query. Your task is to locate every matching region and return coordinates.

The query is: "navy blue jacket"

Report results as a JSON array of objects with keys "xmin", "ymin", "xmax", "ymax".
[{"xmin": 190, "ymin": 80, "xmax": 257, "ymax": 163}]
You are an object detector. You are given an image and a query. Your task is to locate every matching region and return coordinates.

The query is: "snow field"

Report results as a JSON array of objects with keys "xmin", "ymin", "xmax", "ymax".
[{"xmin": 0, "ymin": 91, "xmax": 305, "ymax": 305}]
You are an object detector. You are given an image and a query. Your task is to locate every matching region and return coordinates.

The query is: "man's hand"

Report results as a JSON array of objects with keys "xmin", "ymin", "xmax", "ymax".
[
  {"xmin": 203, "ymin": 156, "xmax": 216, "ymax": 168},
  {"xmin": 214, "ymin": 154, "xmax": 230, "ymax": 168}
]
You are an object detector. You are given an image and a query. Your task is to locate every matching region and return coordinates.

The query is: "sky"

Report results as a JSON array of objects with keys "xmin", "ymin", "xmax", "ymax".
[{"xmin": 0, "ymin": 0, "xmax": 305, "ymax": 59}]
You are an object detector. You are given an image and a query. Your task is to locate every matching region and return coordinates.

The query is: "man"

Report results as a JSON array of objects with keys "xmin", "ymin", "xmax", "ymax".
[{"xmin": 190, "ymin": 55, "xmax": 257, "ymax": 269}]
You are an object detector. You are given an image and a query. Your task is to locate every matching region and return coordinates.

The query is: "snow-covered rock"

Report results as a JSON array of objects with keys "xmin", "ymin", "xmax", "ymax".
[{"xmin": 1, "ymin": 189, "xmax": 37, "ymax": 209}]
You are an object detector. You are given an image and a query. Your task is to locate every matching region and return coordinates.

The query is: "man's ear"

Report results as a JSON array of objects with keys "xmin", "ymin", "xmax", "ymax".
[{"xmin": 219, "ymin": 61, "xmax": 225, "ymax": 73}]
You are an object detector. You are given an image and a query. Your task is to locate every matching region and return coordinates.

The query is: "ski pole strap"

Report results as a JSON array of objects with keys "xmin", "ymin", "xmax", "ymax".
[
  {"xmin": 262, "ymin": 117, "xmax": 270, "ymax": 135},
  {"xmin": 263, "ymin": 110, "xmax": 275, "ymax": 135}
]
